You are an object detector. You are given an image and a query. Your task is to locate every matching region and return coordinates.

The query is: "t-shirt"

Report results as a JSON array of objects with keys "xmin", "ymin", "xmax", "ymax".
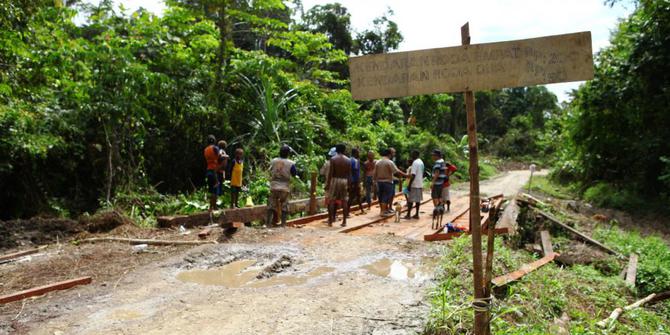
[
  {"xmin": 351, "ymin": 158, "xmax": 361, "ymax": 183},
  {"xmin": 433, "ymin": 159, "xmax": 457, "ymax": 187},
  {"xmin": 231, "ymin": 159, "xmax": 244, "ymax": 187},
  {"xmin": 410, "ymin": 158, "xmax": 425, "ymax": 189},
  {"xmin": 270, "ymin": 158, "xmax": 296, "ymax": 192},
  {"xmin": 204, "ymin": 145, "xmax": 220, "ymax": 171},
  {"xmin": 374, "ymin": 157, "xmax": 400, "ymax": 183}
]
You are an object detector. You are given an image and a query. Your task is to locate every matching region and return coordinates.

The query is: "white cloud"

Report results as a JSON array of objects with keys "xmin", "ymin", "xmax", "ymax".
[{"xmin": 85, "ymin": 0, "xmax": 635, "ymax": 102}]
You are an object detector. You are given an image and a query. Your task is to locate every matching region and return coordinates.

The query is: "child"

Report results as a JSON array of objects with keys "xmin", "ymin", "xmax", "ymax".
[{"xmin": 230, "ymin": 148, "xmax": 244, "ymax": 208}]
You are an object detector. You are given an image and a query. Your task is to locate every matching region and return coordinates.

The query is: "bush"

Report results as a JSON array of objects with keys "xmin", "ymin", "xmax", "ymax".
[{"xmin": 583, "ymin": 182, "xmax": 643, "ymax": 210}]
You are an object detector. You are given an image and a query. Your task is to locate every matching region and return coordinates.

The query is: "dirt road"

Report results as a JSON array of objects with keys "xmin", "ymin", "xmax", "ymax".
[{"xmin": 4, "ymin": 170, "xmax": 536, "ymax": 335}]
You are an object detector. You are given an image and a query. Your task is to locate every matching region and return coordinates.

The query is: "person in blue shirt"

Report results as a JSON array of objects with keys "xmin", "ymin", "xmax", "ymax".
[{"xmin": 348, "ymin": 148, "xmax": 365, "ymax": 215}]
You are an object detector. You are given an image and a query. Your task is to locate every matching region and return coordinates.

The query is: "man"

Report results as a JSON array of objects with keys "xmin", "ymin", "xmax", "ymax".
[
  {"xmin": 363, "ymin": 150, "xmax": 377, "ymax": 209},
  {"xmin": 431, "ymin": 149, "xmax": 457, "ymax": 211},
  {"xmin": 266, "ymin": 145, "xmax": 297, "ymax": 226},
  {"xmin": 320, "ymin": 147, "xmax": 336, "ymax": 208},
  {"xmin": 203, "ymin": 135, "xmax": 221, "ymax": 213},
  {"xmin": 230, "ymin": 148, "xmax": 245, "ymax": 208},
  {"xmin": 325, "ymin": 144, "xmax": 351, "ymax": 227},
  {"xmin": 348, "ymin": 148, "xmax": 365, "ymax": 215},
  {"xmin": 405, "ymin": 150, "xmax": 424, "ymax": 219},
  {"xmin": 374, "ymin": 148, "xmax": 407, "ymax": 217},
  {"xmin": 216, "ymin": 140, "xmax": 229, "ymax": 196},
  {"xmin": 389, "ymin": 147, "xmax": 400, "ymax": 192}
]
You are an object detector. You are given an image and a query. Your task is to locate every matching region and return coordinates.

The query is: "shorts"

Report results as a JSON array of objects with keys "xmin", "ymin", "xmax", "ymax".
[
  {"xmin": 377, "ymin": 181, "xmax": 394, "ymax": 204},
  {"xmin": 231, "ymin": 186, "xmax": 242, "ymax": 194},
  {"xmin": 328, "ymin": 178, "xmax": 349, "ymax": 201},
  {"xmin": 408, "ymin": 188, "xmax": 423, "ymax": 203},
  {"xmin": 431, "ymin": 184, "xmax": 450, "ymax": 201},
  {"xmin": 268, "ymin": 189, "xmax": 289, "ymax": 212},
  {"xmin": 206, "ymin": 170, "xmax": 218, "ymax": 195}
]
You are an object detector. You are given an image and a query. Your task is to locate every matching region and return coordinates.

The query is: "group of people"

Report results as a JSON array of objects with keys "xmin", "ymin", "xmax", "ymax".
[
  {"xmin": 203, "ymin": 135, "xmax": 246, "ymax": 212},
  {"xmin": 204, "ymin": 135, "xmax": 457, "ymax": 228},
  {"xmin": 317, "ymin": 144, "xmax": 457, "ymax": 227}
]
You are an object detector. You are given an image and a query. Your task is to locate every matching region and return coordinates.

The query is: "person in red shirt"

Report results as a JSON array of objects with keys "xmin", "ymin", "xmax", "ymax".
[{"xmin": 204, "ymin": 135, "xmax": 222, "ymax": 213}]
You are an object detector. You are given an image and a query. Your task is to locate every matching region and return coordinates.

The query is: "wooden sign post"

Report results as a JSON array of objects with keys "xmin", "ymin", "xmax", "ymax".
[{"xmin": 348, "ymin": 24, "xmax": 594, "ymax": 335}]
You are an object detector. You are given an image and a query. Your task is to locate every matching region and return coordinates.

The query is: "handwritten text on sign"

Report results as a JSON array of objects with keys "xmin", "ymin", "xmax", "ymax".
[{"xmin": 349, "ymin": 32, "xmax": 594, "ymax": 100}]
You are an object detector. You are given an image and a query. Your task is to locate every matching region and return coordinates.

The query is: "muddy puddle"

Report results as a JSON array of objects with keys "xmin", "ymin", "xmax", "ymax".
[
  {"xmin": 363, "ymin": 257, "xmax": 438, "ymax": 281},
  {"xmin": 177, "ymin": 260, "xmax": 334, "ymax": 288}
]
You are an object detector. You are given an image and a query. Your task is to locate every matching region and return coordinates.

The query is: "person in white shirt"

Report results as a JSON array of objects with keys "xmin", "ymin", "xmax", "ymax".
[{"xmin": 405, "ymin": 150, "xmax": 425, "ymax": 219}]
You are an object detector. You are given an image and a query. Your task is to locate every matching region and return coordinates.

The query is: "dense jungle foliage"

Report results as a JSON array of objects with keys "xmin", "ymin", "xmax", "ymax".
[
  {"xmin": 558, "ymin": 0, "xmax": 670, "ymax": 209},
  {"xmin": 1, "ymin": 0, "xmax": 562, "ymax": 220}
]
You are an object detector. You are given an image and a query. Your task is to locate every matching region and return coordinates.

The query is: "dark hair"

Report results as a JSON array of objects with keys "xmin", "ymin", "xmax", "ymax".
[
  {"xmin": 217, "ymin": 140, "xmax": 227, "ymax": 148},
  {"xmin": 207, "ymin": 134, "xmax": 216, "ymax": 145},
  {"xmin": 432, "ymin": 149, "xmax": 442, "ymax": 157},
  {"xmin": 351, "ymin": 148, "xmax": 359, "ymax": 156},
  {"xmin": 411, "ymin": 149, "xmax": 420, "ymax": 159},
  {"xmin": 335, "ymin": 143, "xmax": 346, "ymax": 154},
  {"xmin": 380, "ymin": 148, "xmax": 390, "ymax": 156},
  {"xmin": 279, "ymin": 145, "xmax": 290, "ymax": 158}
]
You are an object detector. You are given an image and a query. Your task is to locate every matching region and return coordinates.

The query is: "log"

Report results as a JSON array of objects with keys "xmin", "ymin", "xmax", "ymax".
[
  {"xmin": 625, "ymin": 253, "xmax": 638, "ymax": 287},
  {"xmin": 596, "ymin": 293, "xmax": 657, "ymax": 328},
  {"xmin": 532, "ymin": 208, "xmax": 622, "ymax": 257},
  {"xmin": 157, "ymin": 196, "xmax": 326, "ymax": 228},
  {"xmin": 0, "ymin": 277, "xmax": 92, "ymax": 304},
  {"xmin": 423, "ymin": 228, "xmax": 509, "ymax": 242},
  {"xmin": 540, "ymin": 230, "xmax": 554, "ymax": 256},
  {"xmin": 0, "ymin": 246, "xmax": 46, "ymax": 263},
  {"xmin": 80, "ymin": 237, "xmax": 215, "ymax": 246},
  {"xmin": 517, "ymin": 193, "xmax": 547, "ymax": 207},
  {"xmin": 492, "ymin": 252, "xmax": 559, "ymax": 287}
]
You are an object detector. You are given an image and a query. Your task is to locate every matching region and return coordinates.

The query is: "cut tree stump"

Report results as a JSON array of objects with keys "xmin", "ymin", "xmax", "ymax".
[
  {"xmin": 80, "ymin": 237, "xmax": 215, "ymax": 246},
  {"xmin": 492, "ymin": 253, "xmax": 559, "ymax": 287},
  {"xmin": 0, "ymin": 277, "xmax": 92, "ymax": 304}
]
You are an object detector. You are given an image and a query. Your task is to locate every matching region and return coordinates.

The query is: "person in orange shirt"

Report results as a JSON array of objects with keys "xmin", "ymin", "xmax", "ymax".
[
  {"xmin": 204, "ymin": 135, "xmax": 222, "ymax": 212},
  {"xmin": 230, "ymin": 148, "xmax": 245, "ymax": 208}
]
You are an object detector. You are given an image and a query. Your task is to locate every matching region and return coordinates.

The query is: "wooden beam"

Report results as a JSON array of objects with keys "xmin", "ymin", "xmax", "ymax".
[
  {"xmin": 596, "ymin": 292, "xmax": 658, "ymax": 328},
  {"xmin": 625, "ymin": 253, "xmax": 638, "ymax": 287},
  {"xmin": 339, "ymin": 198, "xmax": 432, "ymax": 233},
  {"xmin": 492, "ymin": 253, "xmax": 559, "ymax": 287},
  {"xmin": 80, "ymin": 237, "xmax": 216, "ymax": 246},
  {"xmin": 540, "ymin": 230, "xmax": 554, "ymax": 256},
  {"xmin": 0, "ymin": 246, "xmax": 45, "ymax": 263},
  {"xmin": 533, "ymin": 208, "xmax": 622, "ymax": 257},
  {"xmin": 198, "ymin": 228, "xmax": 212, "ymax": 239},
  {"xmin": 0, "ymin": 277, "xmax": 92, "ymax": 304}
]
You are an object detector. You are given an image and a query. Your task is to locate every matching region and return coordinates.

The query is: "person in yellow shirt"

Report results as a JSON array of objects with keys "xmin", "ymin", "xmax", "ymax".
[{"xmin": 230, "ymin": 148, "xmax": 245, "ymax": 208}]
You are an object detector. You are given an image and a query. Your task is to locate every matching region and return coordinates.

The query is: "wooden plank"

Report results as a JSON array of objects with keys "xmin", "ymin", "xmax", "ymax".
[
  {"xmin": 0, "ymin": 247, "xmax": 44, "ymax": 263},
  {"xmin": 533, "ymin": 208, "xmax": 622, "ymax": 257},
  {"xmin": 198, "ymin": 228, "xmax": 212, "ymax": 239},
  {"xmin": 80, "ymin": 237, "xmax": 215, "ymax": 246},
  {"xmin": 492, "ymin": 253, "xmax": 559, "ymax": 287},
  {"xmin": 0, "ymin": 277, "xmax": 92, "ymax": 304},
  {"xmin": 349, "ymin": 32, "xmax": 594, "ymax": 100},
  {"xmin": 540, "ymin": 230, "xmax": 554, "ymax": 256},
  {"xmin": 625, "ymin": 253, "xmax": 638, "ymax": 287},
  {"xmin": 338, "ymin": 198, "xmax": 433, "ymax": 233}
]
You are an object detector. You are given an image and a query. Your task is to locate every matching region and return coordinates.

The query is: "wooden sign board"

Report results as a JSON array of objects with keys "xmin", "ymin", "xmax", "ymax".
[{"xmin": 349, "ymin": 31, "xmax": 594, "ymax": 100}]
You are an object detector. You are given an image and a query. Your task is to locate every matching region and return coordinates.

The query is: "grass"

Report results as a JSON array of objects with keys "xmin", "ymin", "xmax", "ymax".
[{"xmin": 427, "ymin": 176, "xmax": 670, "ymax": 334}]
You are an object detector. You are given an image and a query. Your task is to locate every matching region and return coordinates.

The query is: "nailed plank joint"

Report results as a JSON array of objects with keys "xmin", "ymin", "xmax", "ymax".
[
  {"xmin": 625, "ymin": 253, "xmax": 638, "ymax": 287},
  {"xmin": 492, "ymin": 252, "xmax": 559, "ymax": 287},
  {"xmin": 0, "ymin": 277, "xmax": 92, "ymax": 304},
  {"xmin": 540, "ymin": 230, "xmax": 553, "ymax": 256}
]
